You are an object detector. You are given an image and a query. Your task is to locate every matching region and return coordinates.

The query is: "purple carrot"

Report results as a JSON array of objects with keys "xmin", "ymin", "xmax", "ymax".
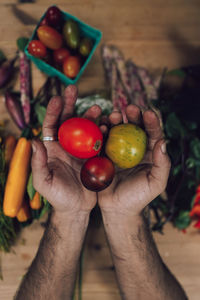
[
  {"xmin": 19, "ymin": 51, "xmax": 31, "ymax": 124},
  {"xmin": 4, "ymin": 91, "xmax": 26, "ymax": 130},
  {"xmin": 0, "ymin": 57, "xmax": 17, "ymax": 88},
  {"xmin": 101, "ymin": 45, "xmax": 114, "ymax": 88},
  {"xmin": 136, "ymin": 66, "xmax": 158, "ymax": 101},
  {"xmin": 126, "ymin": 60, "xmax": 148, "ymax": 109},
  {"xmin": 111, "ymin": 62, "xmax": 128, "ymax": 123}
]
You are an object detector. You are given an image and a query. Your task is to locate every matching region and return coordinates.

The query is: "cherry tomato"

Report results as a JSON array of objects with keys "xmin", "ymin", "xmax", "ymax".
[
  {"xmin": 37, "ymin": 25, "xmax": 63, "ymax": 50},
  {"xmin": 58, "ymin": 117, "xmax": 103, "ymax": 159},
  {"xmin": 80, "ymin": 157, "xmax": 115, "ymax": 192},
  {"xmin": 46, "ymin": 6, "xmax": 62, "ymax": 27},
  {"xmin": 105, "ymin": 124, "xmax": 147, "ymax": 169},
  {"xmin": 40, "ymin": 16, "xmax": 49, "ymax": 26},
  {"xmin": 28, "ymin": 40, "xmax": 47, "ymax": 58},
  {"xmin": 53, "ymin": 48, "xmax": 70, "ymax": 65},
  {"xmin": 63, "ymin": 56, "xmax": 80, "ymax": 78}
]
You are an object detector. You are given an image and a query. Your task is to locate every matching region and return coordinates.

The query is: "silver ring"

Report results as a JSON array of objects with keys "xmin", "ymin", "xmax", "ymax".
[{"xmin": 42, "ymin": 136, "xmax": 57, "ymax": 142}]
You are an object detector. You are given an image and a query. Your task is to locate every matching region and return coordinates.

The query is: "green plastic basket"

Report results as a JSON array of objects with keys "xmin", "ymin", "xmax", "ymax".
[{"xmin": 24, "ymin": 6, "xmax": 102, "ymax": 85}]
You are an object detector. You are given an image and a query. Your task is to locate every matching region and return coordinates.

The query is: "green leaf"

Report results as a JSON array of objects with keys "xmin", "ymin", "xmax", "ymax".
[
  {"xmin": 27, "ymin": 173, "xmax": 36, "ymax": 200},
  {"xmin": 172, "ymin": 165, "xmax": 182, "ymax": 176},
  {"xmin": 17, "ymin": 37, "xmax": 29, "ymax": 52},
  {"xmin": 165, "ymin": 112, "xmax": 184, "ymax": 139},
  {"xmin": 39, "ymin": 198, "xmax": 51, "ymax": 218},
  {"xmin": 190, "ymin": 138, "xmax": 200, "ymax": 159},
  {"xmin": 35, "ymin": 103, "xmax": 46, "ymax": 125},
  {"xmin": 167, "ymin": 69, "xmax": 186, "ymax": 78},
  {"xmin": 174, "ymin": 211, "xmax": 191, "ymax": 229},
  {"xmin": 0, "ymin": 50, "xmax": 6, "ymax": 64}
]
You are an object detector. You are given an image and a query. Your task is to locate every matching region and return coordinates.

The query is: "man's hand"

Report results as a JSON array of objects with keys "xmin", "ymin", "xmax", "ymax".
[
  {"xmin": 97, "ymin": 105, "xmax": 187, "ymax": 300},
  {"xmin": 31, "ymin": 85, "xmax": 102, "ymax": 215},
  {"xmin": 98, "ymin": 104, "xmax": 171, "ymax": 216},
  {"xmin": 15, "ymin": 85, "xmax": 102, "ymax": 300}
]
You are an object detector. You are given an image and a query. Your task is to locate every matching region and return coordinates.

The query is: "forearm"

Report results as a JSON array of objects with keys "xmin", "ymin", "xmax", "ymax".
[
  {"xmin": 102, "ymin": 210, "xmax": 187, "ymax": 300},
  {"xmin": 15, "ymin": 209, "xmax": 90, "ymax": 300}
]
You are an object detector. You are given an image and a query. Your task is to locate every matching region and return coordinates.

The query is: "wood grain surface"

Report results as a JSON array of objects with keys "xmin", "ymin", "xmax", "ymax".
[{"xmin": 0, "ymin": 0, "xmax": 200, "ymax": 299}]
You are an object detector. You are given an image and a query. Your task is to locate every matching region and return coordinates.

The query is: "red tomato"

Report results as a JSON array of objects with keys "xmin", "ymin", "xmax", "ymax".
[
  {"xmin": 58, "ymin": 117, "xmax": 103, "ymax": 159},
  {"xmin": 46, "ymin": 6, "xmax": 62, "ymax": 27},
  {"xmin": 40, "ymin": 16, "xmax": 49, "ymax": 26},
  {"xmin": 53, "ymin": 48, "xmax": 70, "ymax": 65},
  {"xmin": 28, "ymin": 40, "xmax": 47, "ymax": 58},
  {"xmin": 80, "ymin": 157, "xmax": 115, "ymax": 191},
  {"xmin": 63, "ymin": 56, "xmax": 80, "ymax": 78},
  {"xmin": 37, "ymin": 25, "xmax": 63, "ymax": 50}
]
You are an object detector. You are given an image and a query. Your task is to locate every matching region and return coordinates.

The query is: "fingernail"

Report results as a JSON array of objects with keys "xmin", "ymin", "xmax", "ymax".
[
  {"xmin": 32, "ymin": 141, "xmax": 36, "ymax": 153},
  {"xmin": 161, "ymin": 141, "xmax": 166, "ymax": 154}
]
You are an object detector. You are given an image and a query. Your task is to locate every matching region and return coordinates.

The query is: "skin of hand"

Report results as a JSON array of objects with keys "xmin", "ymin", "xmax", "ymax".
[
  {"xmin": 97, "ymin": 106, "xmax": 187, "ymax": 300},
  {"xmin": 31, "ymin": 84, "xmax": 102, "ymax": 215},
  {"xmin": 15, "ymin": 85, "xmax": 103, "ymax": 300},
  {"xmin": 98, "ymin": 105, "xmax": 171, "ymax": 217}
]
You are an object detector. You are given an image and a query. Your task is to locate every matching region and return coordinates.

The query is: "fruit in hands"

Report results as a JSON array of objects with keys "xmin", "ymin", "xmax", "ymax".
[
  {"xmin": 80, "ymin": 157, "xmax": 115, "ymax": 192},
  {"xmin": 37, "ymin": 25, "xmax": 63, "ymax": 50},
  {"xmin": 63, "ymin": 20, "xmax": 80, "ymax": 49},
  {"xmin": 105, "ymin": 124, "xmax": 147, "ymax": 169},
  {"xmin": 63, "ymin": 56, "xmax": 80, "ymax": 78},
  {"xmin": 46, "ymin": 6, "xmax": 62, "ymax": 27},
  {"xmin": 53, "ymin": 48, "xmax": 70, "ymax": 65},
  {"xmin": 58, "ymin": 117, "xmax": 103, "ymax": 159}
]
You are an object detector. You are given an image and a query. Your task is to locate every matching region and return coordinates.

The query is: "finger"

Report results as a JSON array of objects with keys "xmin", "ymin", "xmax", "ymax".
[
  {"xmin": 143, "ymin": 110, "xmax": 163, "ymax": 150},
  {"xmin": 60, "ymin": 85, "xmax": 78, "ymax": 123},
  {"xmin": 31, "ymin": 140, "xmax": 51, "ymax": 194},
  {"xmin": 149, "ymin": 140, "xmax": 171, "ymax": 198},
  {"xmin": 100, "ymin": 124, "xmax": 108, "ymax": 134},
  {"xmin": 83, "ymin": 105, "xmax": 102, "ymax": 121},
  {"xmin": 42, "ymin": 96, "xmax": 63, "ymax": 139},
  {"xmin": 109, "ymin": 111, "xmax": 122, "ymax": 125},
  {"xmin": 125, "ymin": 104, "xmax": 141, "ymax": 124}
]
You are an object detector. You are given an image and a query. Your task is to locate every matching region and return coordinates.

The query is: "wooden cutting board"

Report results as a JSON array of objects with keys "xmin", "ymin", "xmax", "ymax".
[{"xmin": 0, "ymin": 0, "xmax": 200, "ymax": 299}]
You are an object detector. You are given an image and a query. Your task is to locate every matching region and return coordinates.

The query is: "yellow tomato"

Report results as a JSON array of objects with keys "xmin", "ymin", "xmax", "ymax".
[{"xmin": 105, "ymin": 124, "xmax": 147, "ymax": 169}]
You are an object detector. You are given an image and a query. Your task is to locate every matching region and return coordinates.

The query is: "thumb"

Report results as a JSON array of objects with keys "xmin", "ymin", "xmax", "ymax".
[
  {"xmin": 150, "ymin": 139, "xmax": 171, "ymax": 197},
  {"xmin": 31, "ymin": 139, "xmax": 51, "ymax": 193}
]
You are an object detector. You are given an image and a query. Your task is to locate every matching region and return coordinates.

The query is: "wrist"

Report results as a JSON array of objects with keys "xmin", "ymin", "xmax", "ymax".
[{"xmin": 50, "ymin": 209, "xmax": 90, "ymax": 236}]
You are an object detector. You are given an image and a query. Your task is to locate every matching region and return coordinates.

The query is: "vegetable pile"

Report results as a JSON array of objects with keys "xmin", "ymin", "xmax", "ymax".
[
  {"xmin": 28, "ymin": 5, "xmax": 93, "ymax": 79},
  {"xmin": 0, "ymin": 34, "xmax": 200, "ymax": 261}
]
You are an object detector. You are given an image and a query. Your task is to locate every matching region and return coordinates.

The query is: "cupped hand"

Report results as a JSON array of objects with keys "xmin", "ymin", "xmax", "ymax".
[
  {"xmin": 31, "ymin": 85, "xmax": 101, "ymax": 215},
  {"xmin": 98, "ymin": 105, "xmax": 171, "ymax": 217}
]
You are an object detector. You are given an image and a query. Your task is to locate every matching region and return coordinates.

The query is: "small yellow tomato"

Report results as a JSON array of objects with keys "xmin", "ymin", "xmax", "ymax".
[{"xmin": 105, "ymin": 123, "xmax": 147, "ymax": 169}]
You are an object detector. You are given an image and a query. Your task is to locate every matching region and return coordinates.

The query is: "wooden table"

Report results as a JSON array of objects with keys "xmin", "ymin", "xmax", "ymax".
[{"xmin": 0, "ymin": 1, "xmax": 200, "ymax": 299}]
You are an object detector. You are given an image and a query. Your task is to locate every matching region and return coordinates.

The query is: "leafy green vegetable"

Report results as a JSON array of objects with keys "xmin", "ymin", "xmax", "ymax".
[
  {"xmin": 0, "ymin": 50, "xmax": 6, "ymax": 65},
  {"xmin": 165, "ymin": 112, "xmax": 185, "ymax": 138},
  {"xmin": 27, "ymin": 173, "xmax": 36, "ymax": 200},
  {"xmin": 167, "ymin": 69, "xmax": 186, "ymax": 78},
  {"xmin": 174, "ymin": 211, "xmax": 191, "ymax": 229},
  {"xmin": 35, "ymin": 103, "xmax": 46, "ymax": 125},
  {"xmin": 17, "ymin": 37, "xmax": 29, "ymax": 52}
]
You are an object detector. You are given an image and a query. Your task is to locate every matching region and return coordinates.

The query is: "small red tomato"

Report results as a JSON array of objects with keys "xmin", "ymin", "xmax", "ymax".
[
  {"xmin": 37, "ymin": 25, "xmax": 63, "ymax": 50},
  {"xmin": 46, "ymin": 6, "xmax": 62, "ymax": 27},
  {"xmin": 28, "ymin": 40, "xmax": 47, "ymax": 58},
  {"xmin": 58, "ymin": 117, "xmax": 103, "ymax": 159},
  {"xmin": 63, "ymin": 56, "xmax": 80, "ymax": 78},
  {"xmin": 53, "ymin": 48, "xmax": 70, "ymax": 65},
  {"xmin": 80, "ymin": 157, "xmax": 115, "ymax": 192}
]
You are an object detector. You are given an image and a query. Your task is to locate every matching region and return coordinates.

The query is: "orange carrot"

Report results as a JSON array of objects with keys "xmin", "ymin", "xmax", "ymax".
[
  {"xmin": 16, "ymin": 201, "xmax": 30, "ymax": 222},
  {"xmin": 3, "ymin": 137, "xmax": 32, "ymax": 217},
  {"xmin": 30, "ymin": 191, "xmax": 41, "ymax": 210},
  {"xmin": 4, "ymin": 135, "xmax": 17, "ymax": 165}
]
